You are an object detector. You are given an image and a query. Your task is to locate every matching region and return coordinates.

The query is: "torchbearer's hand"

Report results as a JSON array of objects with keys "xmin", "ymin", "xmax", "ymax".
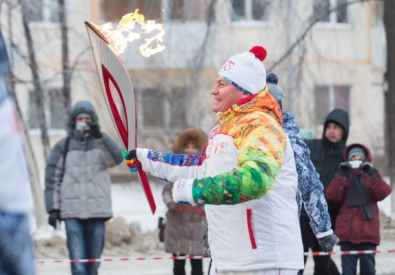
[
  {"xmin": 172, "ymin": 178, "xmax": 196, "ymax": 206},
  {"xmin": 125, "ymin": 149, "xmax": 137, "ymax": 160},
  {"xmin": 317, "ymin": 233, "xmax": 339, "ymax": 252},
  {"xmin": 122, "ymin": 150, "xmax": 137, "ymax": 172}
]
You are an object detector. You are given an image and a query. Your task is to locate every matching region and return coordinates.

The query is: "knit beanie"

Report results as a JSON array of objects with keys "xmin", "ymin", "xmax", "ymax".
[
  {"xmin": 75, "ymin": 112, "xmax": 92, "ymax": 120},
  {"xmin": 266, "ymin": 72, "xmax": 284, "ymax": 109},
  {"xmin": 348, "ymin": 147, "xmax": 366, "ymax": 160},
  {"xmin": 218, "ymin": 46, "xmax": 267, "ymax": 94}
]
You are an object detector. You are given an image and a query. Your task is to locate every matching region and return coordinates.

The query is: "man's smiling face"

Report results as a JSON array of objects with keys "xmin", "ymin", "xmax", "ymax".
[{"xmin": 211, "ymin": 77, "xmax": 245, "ymax": 113}]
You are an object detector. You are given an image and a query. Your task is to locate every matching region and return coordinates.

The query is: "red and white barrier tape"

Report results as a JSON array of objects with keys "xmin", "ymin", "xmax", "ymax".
[
  {"xmin": 36, "ymin": 250, "xmax": 395, "ymax": 264},
  {"xmin": 309, "ymin": 249, "xmax": 395, "ymax": 256},
  {"xmin": 36, "ymin": 255, "xmax": 208, "ymax": 264}
]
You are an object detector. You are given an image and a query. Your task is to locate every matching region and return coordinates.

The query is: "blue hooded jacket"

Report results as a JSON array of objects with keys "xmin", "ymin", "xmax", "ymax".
[{"xmin": 283, "ymin": 110, "xmax": 332, "ymax": 236}]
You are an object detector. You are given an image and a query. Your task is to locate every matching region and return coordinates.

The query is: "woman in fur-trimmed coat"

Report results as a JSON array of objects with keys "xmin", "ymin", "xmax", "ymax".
[{"xmin": 162, "ymin": 128, "xmax": 208, "ymax": 275}]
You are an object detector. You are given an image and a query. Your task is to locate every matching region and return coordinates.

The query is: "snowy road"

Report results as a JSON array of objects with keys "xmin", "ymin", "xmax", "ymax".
[
  {"xmin": 36, "ymin": 256, "xmax": 211, "ymax": 275},
  {"xmin": 35, "ymin": 183, "xmax": 395, "ymax": 275}
]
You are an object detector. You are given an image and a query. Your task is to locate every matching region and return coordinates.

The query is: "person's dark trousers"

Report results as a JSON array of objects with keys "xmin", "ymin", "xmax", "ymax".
[
  {"xmin": 0, "ymin": 213, "xmax": 35, "ymax": 275},
  {"xmin": 340, "ymin": 242, "xmax": 376, "ymax": 275},
  {"xmin": 329, "ymin": 258, "xmax": 341, "ymax": 275},
  {"xmin": 172, "ymin": 254, "xmax": 203, "ymax": 275},
  {"xmin": 299, "ymin": 214, "xmax": 338, "ymax": 275},
  {"xmin": 208, "ymin": 259, "xmax": 212, "ymax": 275},
  {"xmin": 65, "ymin": 218, "xmax": 105, "ymax": 275}
]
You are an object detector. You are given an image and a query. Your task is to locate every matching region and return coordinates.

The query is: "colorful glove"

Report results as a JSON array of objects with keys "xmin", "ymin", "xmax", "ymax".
[
  {"xmin": 87, "ymin": 122, "xmax": 102, "ymax": 139},
  {"xmin": 122, "ymin": 150, "xmax": 137, "ymax": 172},
  {"xmin": 317, "ymin": 233, "xmax": 339, "ymax": 252},
  {"xmin": 125, "ymin": 149, "xmax": 137, "ymax": 160},
  {"xmin": 172, "ymin": 178, "xmax": 195, "ymax": 205}
]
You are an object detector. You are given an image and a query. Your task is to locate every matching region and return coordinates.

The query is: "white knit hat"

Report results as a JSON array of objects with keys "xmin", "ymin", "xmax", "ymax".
[{"xmin": 218, "ymin": 46, "xmax": 267, "ymax": 94}]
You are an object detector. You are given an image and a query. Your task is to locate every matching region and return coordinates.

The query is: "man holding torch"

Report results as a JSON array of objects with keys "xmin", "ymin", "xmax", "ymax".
[{"xmin": 125, "ymin": 46, "xmax": 304, "ymax": 275}]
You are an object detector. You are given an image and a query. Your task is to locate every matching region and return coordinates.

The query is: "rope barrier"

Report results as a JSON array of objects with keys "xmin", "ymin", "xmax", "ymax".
[
  {"xmin": 35, "ymin": 250, "xmax": 395, "ymax": 264},
  {"xmin": 36, "ymin": 255, "xmax": 208, "ymax": 264},
  {"xmin": 309, "ymin": 249, "xmax": 395, "ymax": 256}
]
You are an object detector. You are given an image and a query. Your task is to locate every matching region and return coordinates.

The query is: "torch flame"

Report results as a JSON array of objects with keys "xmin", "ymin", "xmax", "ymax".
[{"xmin": 97, "ymin": 9, "xmax": 165, "ymax": 57}]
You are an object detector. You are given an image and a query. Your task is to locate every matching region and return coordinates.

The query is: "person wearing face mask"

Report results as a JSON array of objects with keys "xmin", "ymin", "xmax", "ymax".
[
  {"xmin": 161, "ymin": 128, "xmax": 208, "ymax": 275},
  {"xmin": 325, "ymin": 144, "xmax": 391, "ymax": 275},
  {"xmin": 44, "ymin": 100, "xmax": 123, "ymax": 275}
]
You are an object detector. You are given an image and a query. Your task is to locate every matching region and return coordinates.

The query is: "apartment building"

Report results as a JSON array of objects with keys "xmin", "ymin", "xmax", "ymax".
[{"xmin": 0, "ymin": 0, "xmax": 387, "ymax": 177}]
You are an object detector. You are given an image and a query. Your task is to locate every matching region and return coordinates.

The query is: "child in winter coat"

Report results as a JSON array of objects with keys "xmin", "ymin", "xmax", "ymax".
[
  {"xmin": 162, "ymin": 128, "xmax": 207, "ymax": 275},
  {"xmin": 326, "ymin": 143, "xmax": 391, "ymax": 275}
]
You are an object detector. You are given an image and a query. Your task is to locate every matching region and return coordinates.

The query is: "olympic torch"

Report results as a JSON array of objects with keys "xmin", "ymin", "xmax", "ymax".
[{"xmin": 84, "ymin": 12, "xmax": 165, "ymax": 214}]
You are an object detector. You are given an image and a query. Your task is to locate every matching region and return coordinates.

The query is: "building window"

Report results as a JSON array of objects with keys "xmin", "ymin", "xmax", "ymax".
[
  {"xmin": 140, "ymin": 88, "xmax": 165, "ymax": 128},
  {"xmin": 28, "ymin": 88, "xmax": 67, "ymax": 129},
  {"xmin": 313, "ymin": 0, "xmax": 348, "ymax": 24},
  {"xmin": 167, "ymin": 0, "xmax": 215, "ymax": 22},
  {"xmin": 136, "ymin": 86, "xmax": 187, "ymax": 130},
  {"xmin": 232, "ymin": 0, "xmax": 270, "ymax": 22},
  {"xmin": 26, "ymin": 0, "xmax": 60, "ymax": 23},
  {"xmin": 314, "ymin": 85, "xmax": 350, "ymax": 126},
  {"xmin": 102, "ymin": 0, "xmax": 162, "ymax": 22}
]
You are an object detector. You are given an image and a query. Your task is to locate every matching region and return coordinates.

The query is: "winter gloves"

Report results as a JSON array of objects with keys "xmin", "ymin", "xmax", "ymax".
[
  {"xmin": 338, "ymin": 161, "xmax": 378, "ymax": 177},
  {"xmin": 87, "ymin": 122, "xmax": 102, "ymax": 139},
  {"xmin": 123, "ymin": 149, "xmax": 138, "ymax": 172},
  {"xmin": 48, "ymin": 210, "xmax": 61, "ymax": 229},
  {"xmin": 360, "ymin": 162, "xmax": 378, "ymax": 176},
  {"xmin": 317, "ymin": 233, "xmax": 339, "ymax": 252},
  {"xmin": 338, "ymin": 162, "xmax": 352, "ymax": 177},
  {"xmin": 125, "ymin": 149, "xmax": 137, "ymax": 160}
]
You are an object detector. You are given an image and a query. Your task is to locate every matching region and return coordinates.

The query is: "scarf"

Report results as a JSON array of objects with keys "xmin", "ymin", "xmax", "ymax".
[{"xmin": 347, "ymin": 173, "xmax": 374, "ymax": 220}]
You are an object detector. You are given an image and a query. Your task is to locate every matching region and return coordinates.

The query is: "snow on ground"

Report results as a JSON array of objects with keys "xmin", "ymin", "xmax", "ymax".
[
  {"xmin": 111, "ymin": 181, "xmax": 168, "ymax": 232},
  {"xmin": 34, "ymin": 180, "xmax": 395, "ymax": 275}
]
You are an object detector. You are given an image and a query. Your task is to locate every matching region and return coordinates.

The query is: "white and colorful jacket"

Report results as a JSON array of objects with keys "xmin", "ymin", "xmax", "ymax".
[{"xmin": 138, "ymin": 88, "xmax": 303, "ymax": 271}]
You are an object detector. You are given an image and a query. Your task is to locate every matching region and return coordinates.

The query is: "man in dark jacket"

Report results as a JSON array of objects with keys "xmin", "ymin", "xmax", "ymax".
[
  {"xmin": 44, "ymin": 101, "xmax": 123, "ymax": 275},
  {"xmin": 300, "ymin": 108, "xmax": 349, "ymax": 275}
]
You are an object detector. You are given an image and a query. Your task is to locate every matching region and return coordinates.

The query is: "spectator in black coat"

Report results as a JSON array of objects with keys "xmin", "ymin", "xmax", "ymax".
[{"xmin": 299, "ymin": 108, "xmax": 349, "ymax": 275}]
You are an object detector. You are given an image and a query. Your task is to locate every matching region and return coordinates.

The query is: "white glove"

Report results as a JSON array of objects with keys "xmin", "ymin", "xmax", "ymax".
[{"xmin": 172, "ymin": 178, "xmax": 196, "ymax": 206}]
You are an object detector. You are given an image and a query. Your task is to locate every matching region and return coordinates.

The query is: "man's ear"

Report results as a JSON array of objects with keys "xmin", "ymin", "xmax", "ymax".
[{"xmin": 241, "ymin": 92, "xmax": 251, "ymax": 98}]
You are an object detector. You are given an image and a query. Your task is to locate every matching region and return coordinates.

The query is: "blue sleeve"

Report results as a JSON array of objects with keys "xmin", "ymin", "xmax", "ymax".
[
  {"xmin": 139, "ymin": 148, "xmax": 206, "ymax": 183},
  {"xmin": 287, "ymin": 130, "xmax": 333, "ymax": 236}
]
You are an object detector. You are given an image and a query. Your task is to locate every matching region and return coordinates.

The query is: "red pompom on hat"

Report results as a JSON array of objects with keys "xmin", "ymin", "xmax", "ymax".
[
  {"xmin": 217, "ymin": 45, "xmax": 267, "ymax": 94},
  {"xmin": 249, "ymin": 46, "xmax": 267, "ymax": 61}
]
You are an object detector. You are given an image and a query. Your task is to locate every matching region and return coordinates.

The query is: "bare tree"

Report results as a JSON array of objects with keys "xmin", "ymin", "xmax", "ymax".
[
  {"xmin": 59, "ymin": 0, "xmax": 71, "ymax": 112},
  {"xmin": 19, "ymin": 0, "xmax": 51, "ymax": 158}
]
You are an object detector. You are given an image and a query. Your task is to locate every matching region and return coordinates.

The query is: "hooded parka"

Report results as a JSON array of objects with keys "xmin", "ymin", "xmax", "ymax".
[
  {"xmin": 325, "ymin": 144, "xmax": 391, "ymax": 245},
  {"xmin": 44, "ymin": 101, "xmax": 123, "ymax": 219}
]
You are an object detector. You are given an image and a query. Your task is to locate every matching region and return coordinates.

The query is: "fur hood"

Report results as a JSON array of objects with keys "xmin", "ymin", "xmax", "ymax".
[{"xmin": 173, "ymin": 128, "xmax": 207, "ymax": 154}]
